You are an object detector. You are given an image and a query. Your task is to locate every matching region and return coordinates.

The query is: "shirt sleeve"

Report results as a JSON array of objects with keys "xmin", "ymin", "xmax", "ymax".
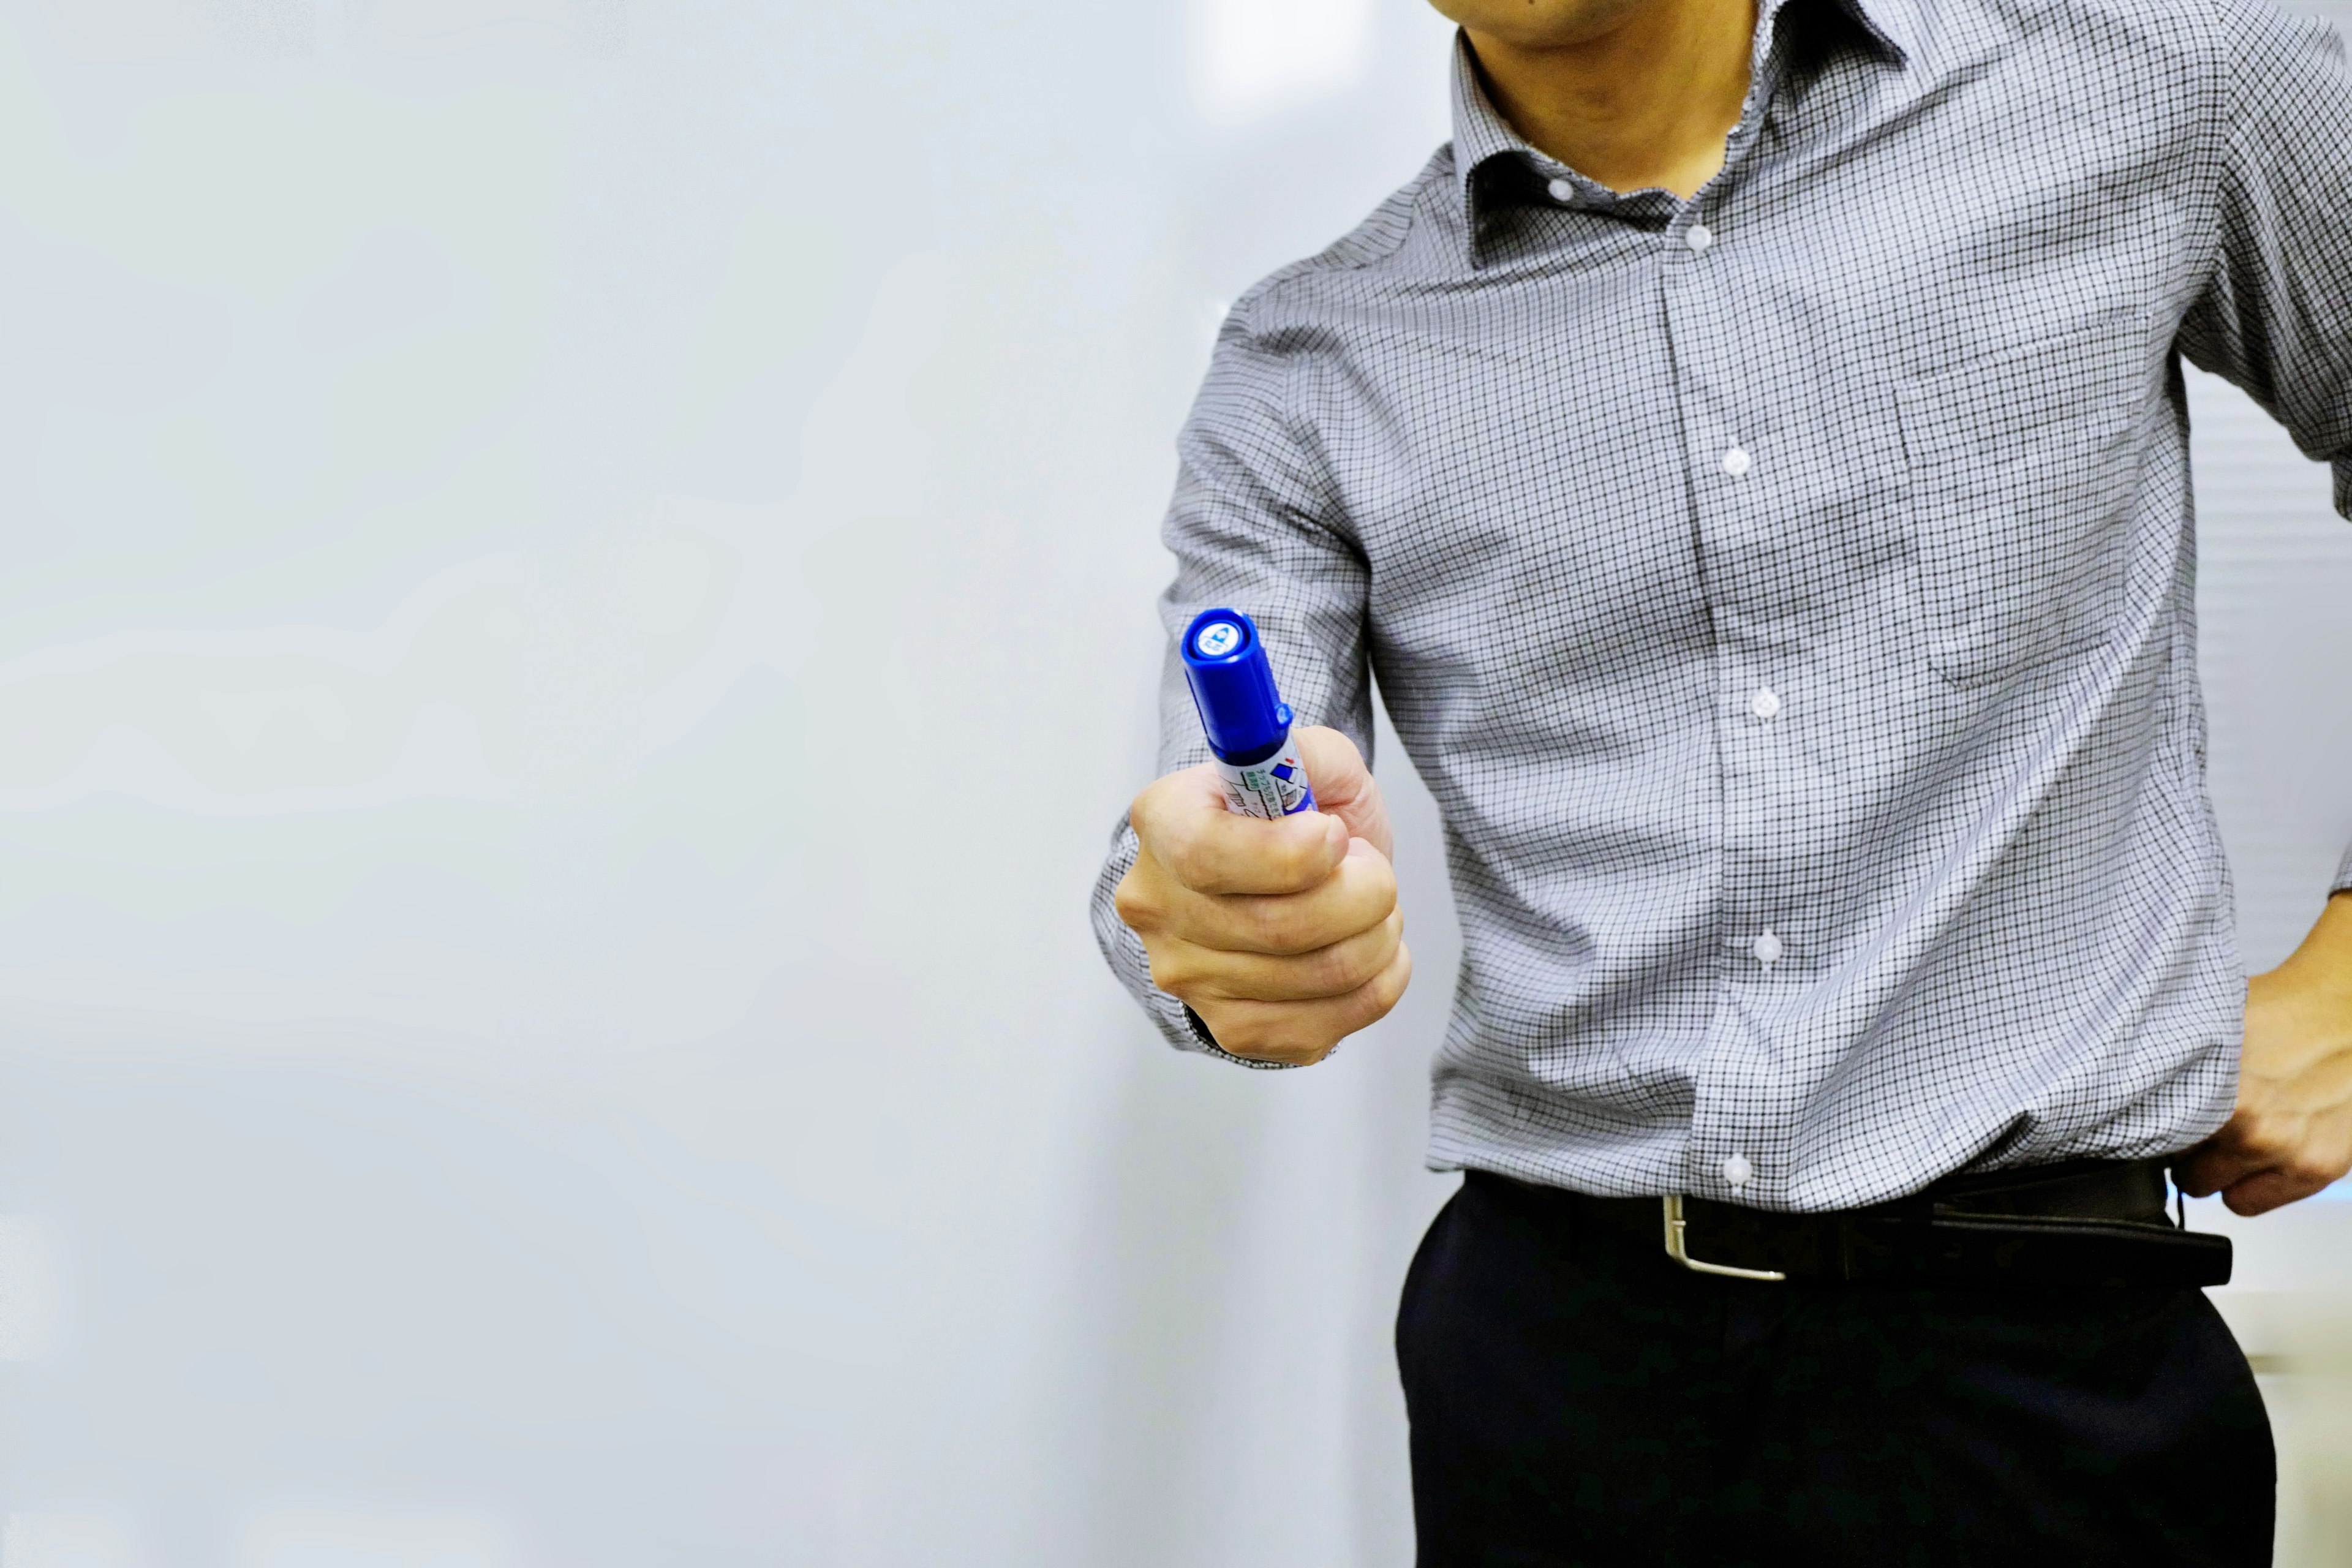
[
  {"xmin": 2173, "ymin": 0, "xmax": 2352, "ymax": 900},
  {"xmin": 2176, "ymin": 0, "xmax": 2352, "ymax": 515},
  {"xmin": 1088, "ymin": 291, "xmax": 1375, "ymax": 1062}
]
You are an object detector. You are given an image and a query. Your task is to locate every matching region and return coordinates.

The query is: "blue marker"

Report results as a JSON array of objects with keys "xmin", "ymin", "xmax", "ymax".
[{"xmin": 1180, "ymin": 608, "xmax": 1317, "ymax": 820}]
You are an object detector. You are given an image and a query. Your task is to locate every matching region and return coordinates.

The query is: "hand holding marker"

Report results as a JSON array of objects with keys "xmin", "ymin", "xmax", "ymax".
[
  {"xmin": 1180, "ymin": 608, "xmax": 1316, "ymax": 819},
  {"xmin": 1111, "ymin": 607, "xmax": 1407, "ymax": 1066}
]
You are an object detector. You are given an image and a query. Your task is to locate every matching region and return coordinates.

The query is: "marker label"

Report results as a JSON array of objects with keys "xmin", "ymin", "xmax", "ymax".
[{"xmin": 1216, "ymin": 739, "xmax": 1315, "ymax": 820}]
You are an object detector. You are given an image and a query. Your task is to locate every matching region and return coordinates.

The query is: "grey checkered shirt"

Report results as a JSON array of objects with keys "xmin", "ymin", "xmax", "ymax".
[{"xmin": 1090, "ymin": 0, "xmax": 2352, "ymax": 1210}]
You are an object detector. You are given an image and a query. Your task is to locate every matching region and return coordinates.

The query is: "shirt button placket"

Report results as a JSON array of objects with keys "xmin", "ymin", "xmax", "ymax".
[{"xmin": 1677, "ymin": 201, "xmax": 1770, "ymax": 1197}]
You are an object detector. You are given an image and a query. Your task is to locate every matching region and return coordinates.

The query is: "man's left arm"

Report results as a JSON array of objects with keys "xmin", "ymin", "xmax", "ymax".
[
  {"xmin": 2172, "ymin": 0, "xmax": 2352, "ymax": 1215},
  {"xmin": 2180, "ymin": 895, "xmax": 2352, "ymax": 1213}
]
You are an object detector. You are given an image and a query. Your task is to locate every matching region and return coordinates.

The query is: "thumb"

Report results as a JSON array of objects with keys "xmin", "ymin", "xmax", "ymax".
[{"xmin": 1294, "ymin": 726, "xmax": 1393, "ymax": 860}]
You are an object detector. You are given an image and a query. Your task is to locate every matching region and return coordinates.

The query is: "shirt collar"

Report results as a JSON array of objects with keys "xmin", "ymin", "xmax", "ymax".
[
  {"xmin": 1447, "ymin": 32, "xmax": 1533, "ymax": 230},
  {"xmin": 1448, "ymin": 0, "xmax": 1915, "ymax": 249},
  {"xmin": 1838, "ymin": 0, "xmax": 1918, "ymax": 67}
]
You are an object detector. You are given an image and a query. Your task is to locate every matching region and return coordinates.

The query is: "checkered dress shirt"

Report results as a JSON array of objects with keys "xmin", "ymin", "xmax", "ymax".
[{"xmin": 1090, "ymin": 0, "xmax": 2352, "ymax": 1210}]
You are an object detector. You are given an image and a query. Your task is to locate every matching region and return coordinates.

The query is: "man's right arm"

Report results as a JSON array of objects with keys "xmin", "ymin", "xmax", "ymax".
[
  {"xmin": 1112, "ymin": 726, "xmax": 1409, "ymax": 1066},
  {"xmin": 1088, "ymin": 292, "xmax": 1409, "ymax": 1065}
]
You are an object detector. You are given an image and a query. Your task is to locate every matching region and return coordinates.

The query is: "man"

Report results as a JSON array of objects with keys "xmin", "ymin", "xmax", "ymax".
[{"xmin": 1093, "ymin": 0, "xmax": 2352, "ymax": 1559}]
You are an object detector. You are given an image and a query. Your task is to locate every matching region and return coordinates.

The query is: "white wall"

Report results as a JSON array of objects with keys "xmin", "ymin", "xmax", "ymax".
[{"xmin": 0, "ymin": 1, "xmax": 2344, "ymax": 1565}]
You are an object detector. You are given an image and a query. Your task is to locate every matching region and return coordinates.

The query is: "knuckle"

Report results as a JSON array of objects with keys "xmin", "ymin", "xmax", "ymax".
[
  {"xmin": 1246, "ymin": 900, "xmax": 1314, "ymax": 955},
  {"xmin": 1317, "ymin": 945, "xmax": 1380, "ymax": 996},
  {"xmin": 1287, "ymin": 957, "xmax": 1346, "ymax": 1002},
  {"xmin": 1171, "ymin": 832, "xmax": 1232, "ymax": 893},
  {"xmin": 1128, "ymin": 782, "xmax": 1174, "ymax": 843},
  {"xmin": 1143, "ymin": 949, "xmax": 1195, "ymax": 999},
  {"xmin": 1287, "ymin": 933, "xmax": 1360, "ymax": 995},
  {"xmin": 1111, "ymin": 872, "xmax": 1161, "ymax": 933},
  {"xmin": 2293, "ymin": 1153, "xmax": 2346, "ymax": 1187},
  {"xmin": 1353, "ymin": 984, "xmax": 1400, "ymax": 1030},
  {"xmin": 2239, "ymin": 1123, "xmax": 2291, "ymax": 1161},
  {"xmin": 1215, "ymin": 1019, "xmax": 1280, "ymax": 1058},
  {"xmin": 1133, "ymin": 780, "xmax": 1223, "ymax": 885},
  {"xmin": 1152, "ymin": 832, "xmax": 1209, "ymax": 889},
  {"xmin": 1354, "ymin": 922, "xmax": 1404, "ymax": 981},
  {"xmin": 1215, "ymin": 1011, "xmax": 1331, "ymax": 1066},
  {"xmin": 1215, "ymin": 1024, "xmax": 1264, "ymax": 1056}
]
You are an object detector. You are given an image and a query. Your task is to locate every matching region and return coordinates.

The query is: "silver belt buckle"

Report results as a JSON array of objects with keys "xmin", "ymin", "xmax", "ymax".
[{"xmin": 1662, "ymin": 1194, "xmax": 1788, "ymax": 1282}]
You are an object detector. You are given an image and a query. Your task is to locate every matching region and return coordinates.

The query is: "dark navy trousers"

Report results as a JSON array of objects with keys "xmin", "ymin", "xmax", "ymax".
[{"xmin": 1396, "ymin": 1171, "xmax": 2274, "ymax": 1567}]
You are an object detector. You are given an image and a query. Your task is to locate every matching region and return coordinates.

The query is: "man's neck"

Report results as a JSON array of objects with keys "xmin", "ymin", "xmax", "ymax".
[{"xmin": 1464, "ymin": 0, "xmax": 1761, "ymax": 200}]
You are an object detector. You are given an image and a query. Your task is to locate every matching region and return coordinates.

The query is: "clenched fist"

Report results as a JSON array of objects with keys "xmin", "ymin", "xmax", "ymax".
[{"xmin": 1114, "ymin": 726, "xmax": 1411, "ymax": 1065}]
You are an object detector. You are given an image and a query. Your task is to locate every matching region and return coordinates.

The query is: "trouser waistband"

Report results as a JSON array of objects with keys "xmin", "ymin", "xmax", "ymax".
[{"xmin": 1468, "ymin": 1157, "xmax": 2232, "ymax": 1288}]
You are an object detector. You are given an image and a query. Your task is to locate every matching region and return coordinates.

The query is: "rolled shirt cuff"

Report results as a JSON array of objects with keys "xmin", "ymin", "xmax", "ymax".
[{"xmin": 2334, "ymin": 841, "xmax": 2352, "ymax": 898}]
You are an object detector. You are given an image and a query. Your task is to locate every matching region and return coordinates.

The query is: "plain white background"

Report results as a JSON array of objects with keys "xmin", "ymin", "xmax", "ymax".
[{"xmin": 0, "ymin": 1, "xmax": 2346, "ymax": 1564}]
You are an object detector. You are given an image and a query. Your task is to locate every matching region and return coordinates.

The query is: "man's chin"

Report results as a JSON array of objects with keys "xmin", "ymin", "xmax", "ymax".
[{"xmin": 1431, "ymin": 0, "xmax": 1671, "ymax": 53}]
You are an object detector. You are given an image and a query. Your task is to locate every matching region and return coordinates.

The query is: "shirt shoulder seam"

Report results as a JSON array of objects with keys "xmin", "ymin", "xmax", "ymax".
[{"xmin": 1229, "ymin": 149, "xmax": 1447, "ymax": 334}]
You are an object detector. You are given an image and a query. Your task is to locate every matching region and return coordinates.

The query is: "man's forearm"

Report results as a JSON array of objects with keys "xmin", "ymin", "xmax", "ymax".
[{"xmin": 2178, "ymin": 891, "xmax": 2352, "ymax": 1213}]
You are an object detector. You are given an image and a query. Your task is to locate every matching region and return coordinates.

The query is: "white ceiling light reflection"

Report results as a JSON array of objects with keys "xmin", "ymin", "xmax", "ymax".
[{"xmin": 1189, "ymin": 0, "xmax": 1374, "ymax": 127}]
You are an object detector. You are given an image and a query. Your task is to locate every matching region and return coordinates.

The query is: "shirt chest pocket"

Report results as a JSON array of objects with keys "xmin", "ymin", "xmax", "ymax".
[{"xmin": 1893, "ymin": 319, "xmax": 2162, "ymax": 688}]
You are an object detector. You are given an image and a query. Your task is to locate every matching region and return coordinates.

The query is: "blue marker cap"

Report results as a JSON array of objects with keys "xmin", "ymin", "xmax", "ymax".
[{"xmin": 1180, "ymin": 608, "xmax": 1294, "ymax": 766}]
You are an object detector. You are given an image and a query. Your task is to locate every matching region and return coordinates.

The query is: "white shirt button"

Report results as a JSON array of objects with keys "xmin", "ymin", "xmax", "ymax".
[
  {"xmin": 1722, "ymin": 1153, "xmax": 1754, "ymax": 1188},
  {"xmin": 1751, "ymin": 687, "xmax": 1782, "ymax": 720},
  {"xmin": 1547, "ymin": 178, "xmax": 1575, "ymax": 203},
  {"xmin": 1686, "ymin": 224, "xmax": 1714, "ymax": 253},
  {"xmin": 1722, "ymin": 446, "xmax": 1752, "ymax": 477},
  {"xmin": 1752, "ymin": 930, "xmax": 1783, "ymax": 966}
]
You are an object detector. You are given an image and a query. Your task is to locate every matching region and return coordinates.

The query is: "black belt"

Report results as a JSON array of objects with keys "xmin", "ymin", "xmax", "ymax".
[{"xmin": 1480, "ymin": 1157, "xmax": 2232, "ymax": 1289}]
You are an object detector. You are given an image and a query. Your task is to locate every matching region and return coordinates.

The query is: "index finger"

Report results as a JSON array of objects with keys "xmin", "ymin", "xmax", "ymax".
[{"xmin": 1132, "ymin": 766, "xmax": 1350, "ymax": 896}]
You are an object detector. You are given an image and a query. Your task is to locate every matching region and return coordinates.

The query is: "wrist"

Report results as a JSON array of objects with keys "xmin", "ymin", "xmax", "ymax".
[{"xmin": 2263, "ymin": 894, "xmax": 2352, "ymax": 985}]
